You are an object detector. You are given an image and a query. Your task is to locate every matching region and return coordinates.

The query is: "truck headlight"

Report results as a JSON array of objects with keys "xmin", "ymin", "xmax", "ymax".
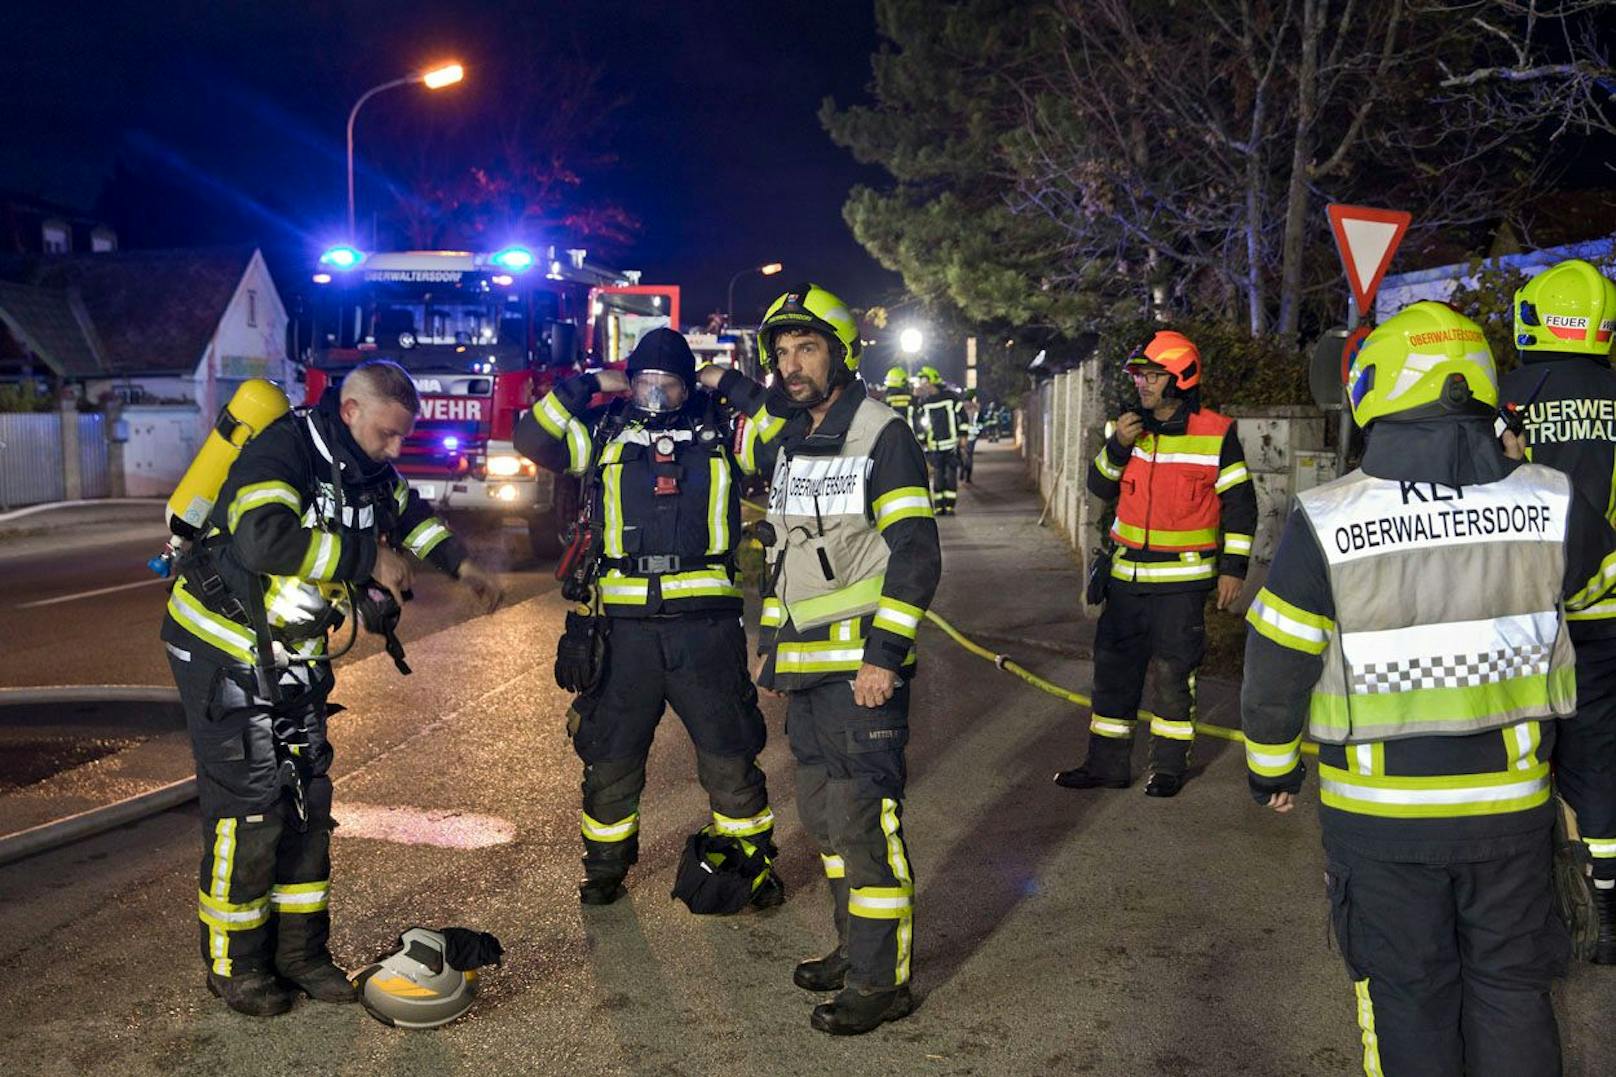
[{"xmin": 485, "ymin": 454, "xmax": 535, "ymax": 478}]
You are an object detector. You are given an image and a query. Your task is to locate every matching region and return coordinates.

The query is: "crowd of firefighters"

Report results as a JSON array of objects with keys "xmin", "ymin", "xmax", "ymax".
[{"xmin": 156, "ymin": 258, "xmax": 1616, "ymax": 1065}]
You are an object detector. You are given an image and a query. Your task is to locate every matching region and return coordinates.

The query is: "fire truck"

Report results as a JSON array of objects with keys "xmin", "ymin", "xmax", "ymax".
[{"xmin": 302, "ymin": 245, "xmax": 679, "ymax": 558}]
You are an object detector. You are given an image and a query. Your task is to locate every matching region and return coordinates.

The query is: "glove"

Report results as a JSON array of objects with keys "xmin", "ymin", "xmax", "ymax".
[
  {"xmin": 1249, "ymin": 761, "xmax": 1306, "ymax": 805},
  {"xmin": 555, "ymin": 611, "xmax": 605, "ymax": 694}
]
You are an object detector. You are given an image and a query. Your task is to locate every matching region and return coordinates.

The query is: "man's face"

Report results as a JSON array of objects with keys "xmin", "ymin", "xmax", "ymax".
[
  {"xmin": 772, "ymin": 329, "xmax": 834, "ymax": 404},
  {"xmin": 341, "ymin": 396, "xmax": 416, "ymax": 462},
  {"xmin": 1130, "ymin": 366, "xmax": 1172, "ymax": 410}
]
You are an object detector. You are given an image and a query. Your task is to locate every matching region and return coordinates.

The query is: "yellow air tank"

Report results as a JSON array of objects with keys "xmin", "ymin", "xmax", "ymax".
[{"xmin": 166, "ymin": 379, "xmax": 290, "ymax": 539}]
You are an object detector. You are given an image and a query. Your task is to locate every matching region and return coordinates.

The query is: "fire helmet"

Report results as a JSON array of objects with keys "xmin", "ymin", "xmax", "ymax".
[
  {"xmin": 917, "ymin": 365, "xmax": 944, "ymax": 385},
  {"xmin": 1347, "ymin": 301, "xmax": 1497, "ymax": 428},
  {"xmin": 1125, "ymin": 331, "xmax": 1201, "ymax": 390},
  {"xmin": 759, "ymin": 284, "xmax": 862, "ymax": 374},
  {"xmin": 883, "ymin": 366, "xmax": 910, "ymax": 389},
  {"xmin": 1514, "ymin": 258, "xmax": 1616, "ymax": 357},
  {"xmin": 352, "ymin": 927, "xmax": 482, "ymax": 1029}
]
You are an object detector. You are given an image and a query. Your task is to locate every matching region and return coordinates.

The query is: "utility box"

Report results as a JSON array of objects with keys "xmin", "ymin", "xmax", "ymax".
[{"xmin": 1226, "ymin": 406, "xmax": 1330, "ymax": 564}]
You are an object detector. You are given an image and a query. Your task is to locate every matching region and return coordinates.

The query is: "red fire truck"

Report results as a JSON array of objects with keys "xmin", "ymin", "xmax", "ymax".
[{"xmin": 302, "ymin": 245, "xmax": 679, "ymax": 558}]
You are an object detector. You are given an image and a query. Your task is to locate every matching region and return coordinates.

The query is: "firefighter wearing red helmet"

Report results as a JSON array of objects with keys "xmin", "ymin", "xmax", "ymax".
[{"xmin": 1055, "ymin": 330, "xmax": 1257, "ymax": 797}]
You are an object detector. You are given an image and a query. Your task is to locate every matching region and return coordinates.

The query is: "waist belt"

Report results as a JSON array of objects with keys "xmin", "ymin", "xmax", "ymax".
[{"xmin": 597, "ymin": 553, "xmax": 733, "ymax": 576}]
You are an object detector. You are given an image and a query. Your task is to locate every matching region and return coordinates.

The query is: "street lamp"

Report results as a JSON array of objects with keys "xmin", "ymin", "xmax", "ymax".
[
  {"xmin": 347, "ymin": 62, "xmax": 465, "ymax": 239},
  {"xmin": 726, "ymin": 262, "xmax": 784, "ymax": 324},
  {"xmin": 899, "ymin": 327, "xmax": 924, "ymax": 355}
]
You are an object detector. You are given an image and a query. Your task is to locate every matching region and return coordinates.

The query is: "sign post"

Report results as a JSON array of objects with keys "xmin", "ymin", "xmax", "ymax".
[{"xmin": 1325, "ymin": 204, "xmax": 1412, "ymax": 475}]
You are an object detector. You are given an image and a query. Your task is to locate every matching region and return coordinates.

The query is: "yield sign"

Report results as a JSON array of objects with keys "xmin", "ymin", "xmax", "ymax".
[{"xmin": 1327, "ymin": 204, "xmax": 1412, "ymax": 316}]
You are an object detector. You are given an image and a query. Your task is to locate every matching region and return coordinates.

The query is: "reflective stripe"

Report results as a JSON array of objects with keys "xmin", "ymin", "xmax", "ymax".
[
  {"xmin": 1568, "ymin": 547, "xmax": 1616, "ymax": 610},
  {"xmin": 1246, "ymin": 587, "xmax": 1333, "ymax": 655},
  {"xmin": 872, "ymin": 597, "xmax": 924, "ymax": 640},
  {"xmin": 831, "ymin": 617, "xmax": 860, "ymax": 643},
  {"xmin": 1093, "ymin": 447, "xmax": 1123, "ymax": 481},
  {"xmin": 739, "ymin": 407, "xmax": 787, "ymax": 474},
  {"xmin": 1111, "ymin": 519, "xmax": 1219, "ymax": 548},
  {"xmin": 788, "ymin": 574, "xmax": 886, "ymax": 626},
  {"xmin": 1350, "ymin": 742, "xmax": 1384, "ymax": 776},
  {"xmin": 1246, "ymin": 735, "xmax": 1303, "ymax": 778},
  {"xmin": 1355, "ymin": 980, "xmax": 1385, "ymax": 1077},
  {"xmin": 601, "ymin": 443, "xmax": 626, "ymax": 557},
  {"xmin": 1318, "ymin": 763, "xmax": 1551, "ymax": 818},
  {"xmin": 848, "ymin": 885, "xmax": 914, "ymax": 919},
  {"xmin": 712, "ymin": 807, "xmax": 775, "ymax": 838},
  {"xmin": 1133, "ymin": 447, "xmax": 1220, "ymax": 467},
  {"xmin": 168, "ymin": 581, "xmax": 255, "ymax": 663},
  {"xmin": 821, "ymin": 853, "xmax": 846, "ymax": 879},
  {"xmin": 535, "ymin": 394, "xmax": 593, "ymax": 476},
  {"xmin": 535, "ymin": 393, "xmax": 571, "ymax": 438},
  {"xmin": 1090, "ymin": 715, "xmax": 1134, "ymax": 738},
  {"xmin": 880, "ymin": 797, "xmax": 913, "ymax": 985},
  {"xmin": 707, "ymin": 457, "xmax": 730, "ymax": 554},
  {"xmin": 297, "ymin": 531, "xmax": 341, "ymax": 580},
  {"xmin": 1583, "ymin": 837, "xmax": 1616, "ymax": 859},
  {"xmin": 1140, "ymin": 433, "xmax": 1226, "ymax": 457},
  {"xmin": 1567, "ymin": 598, "xmax": 1616, "ymax": 621},
  {"xmin": 760, "ymin": 597, "xmax": 784, "ymax": 628},
  {"xmin": 1215, "ymin": 463, "xmax": 1250, "ymax": 493},
  {"xmin": 872, "ymin": 485, "xmax": 934, "ymax": 530},
  {"xmin": 580, "ymin": 810, "xmax": 639, "ymax": 843},
  {"xmin": 1149, "ymin": 716, "xmax": 1194, "ymax": 741},
  {"xmin": 1223, "ymin": 532, "xmax": 1253, "ymax": 556},
  {"xmin": 392, "ymin": 479, "xmax": 410, "ymax": 513},
  {"xmin": 404, "ymin": 518, "xmax": 450, "ymax": 559},
  {"xmin": 1503, "ymin": 720, "xmax": 1542, "ymax": 772},
  {"xmin": 598, "ymin": 571, "xmax": 650, "ymax": 605},
  {"xmin": 228, "ymin": 481, "xmax": 301, "ymax": 532},
  {"xmin": 657, "ymin": 570, "xmax": 742, "ymax": 600},
  {"xmin": 269, "ymin": 880, "xmax": 330, "ymax": 913},
  {"xmin": 1111, "ymin": 557, "xmax": 1217, "ymax": 583},
  {"xmin": 197, "ymin": 889, "xmax": 271, "ymax": 929},
  {"xmin": 774, "ymin": 643, "xmax": 867, "ymax": 674}
]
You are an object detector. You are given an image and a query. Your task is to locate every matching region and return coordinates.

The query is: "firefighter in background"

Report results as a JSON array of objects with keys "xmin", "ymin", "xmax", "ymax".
[
  {"xmin": 881, "ymin": 365, "xmax": 916, "ymax": 431},
  {"xmin": 1054, "ymin": 331, "xmax": 1256, "ymax": 797},
  {"xmin": 162, "ymin": 360, "xmax": 503, "ymax": 1016},
  {"xmin": 1501, "ymin": 258, "xmax": 1616, "ymax": 962},
  {"xmin": 915, "ymin": 365, "xmax": 963, "ymax": 515},
  {"xmin": 514, "ymin": 328, "xmax": 782, "ymax": 908},
  {"xmin": 960, "ymin": 388, "xmax": 982, "ymax": 484},
  {"xmin": 1242, "ymin": 302, "xmax": 1616, "ymax": 1074},
  {"xmin": 701, "ymin": 282, "xmax": 941, "ymax": 1034}
]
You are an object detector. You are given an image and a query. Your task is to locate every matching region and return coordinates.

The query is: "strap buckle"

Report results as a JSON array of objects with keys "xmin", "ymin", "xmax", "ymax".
[{"xmin": 636, "ymin": 554, "xmax": 681, "ymax": 575}]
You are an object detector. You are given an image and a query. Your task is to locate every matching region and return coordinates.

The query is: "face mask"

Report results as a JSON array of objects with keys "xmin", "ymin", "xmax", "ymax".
[{"xmin": 631, "ymin": 371, "xmax": 688, "ymax": 414}]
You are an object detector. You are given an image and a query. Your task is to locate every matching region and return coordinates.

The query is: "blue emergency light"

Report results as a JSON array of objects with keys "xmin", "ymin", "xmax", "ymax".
[
  {"xmin": 490, "ymin": 246, "xmax": 535, "ymax": 272},
  {"xmin": 319, "ymin": 245, "xmax": 366, "ymax": 270}
]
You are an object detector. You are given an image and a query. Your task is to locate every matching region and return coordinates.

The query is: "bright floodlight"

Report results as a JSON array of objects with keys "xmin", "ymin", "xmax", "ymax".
[
  {"xmin": 899, "ymin": 327, "xmax": 924, "ymax": 355},
  {"xmin": 422, "ymin": 63, "xmax": 464, "ymax": 90},
  {"xmin": 490, "ymin": 246, "xmax": 535, "ymax": 272},
  {"xmin": 760, "ymin": 262, "xmax": 784, "ymax": 276},
  {"xmin": 319, "ymin": 245, "xmax": 365, "ymax": 270}
]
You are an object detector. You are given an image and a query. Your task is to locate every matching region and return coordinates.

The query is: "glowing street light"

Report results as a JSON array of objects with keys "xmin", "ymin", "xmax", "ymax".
[
  {"xmin": 899, "ymin": 327, "xmax": 924, "ymax": 355},
  {"xmin": 347, "ymin": 62, "xmax": 466, "ymax": 238},
  {"xmin": 727, "ymin": 261, "xmax": 785, "ymax": 324}
]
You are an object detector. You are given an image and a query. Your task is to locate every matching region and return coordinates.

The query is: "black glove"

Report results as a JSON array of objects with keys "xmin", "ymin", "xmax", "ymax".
[
  {"xmin": 1249, "ymin": 761, "xmax": 1306, "ymax": 806},
  {"xmin": 555, "ymin": 611, "xmax": 605, "ymax": 694}
]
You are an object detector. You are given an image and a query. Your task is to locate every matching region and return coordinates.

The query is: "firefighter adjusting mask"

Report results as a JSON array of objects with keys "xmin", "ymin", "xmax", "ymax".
[{"xmin": 631, "ymin": 370, "xmax": 688, "ymax": 414}]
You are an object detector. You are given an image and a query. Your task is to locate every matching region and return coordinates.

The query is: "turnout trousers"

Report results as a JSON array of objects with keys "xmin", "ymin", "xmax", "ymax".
[
  {"xmin": 1323, "ymin": 836, "xmax": 1568, "ymax": 1077},
  {"xmin": 1082, "ymin": 586, "xmax": 1206, "ymax": 779},
  {"xmin": 1557, "ymin": 636, "xmax": 1616, "ymax": 882},
  {"xmin": 568, "ymin": 612, "xmax": 773, "ymax": 883},
  {"xmin": 167, "ymin": 645, "xmax": 336, "ymax": 980},
  {"xmin": 926, "ymin": 449, "xmax": 959, "ymax": 513},
  {"xmin": 787, "ymin": 678, "xmax": 915, "ymax": 989}
]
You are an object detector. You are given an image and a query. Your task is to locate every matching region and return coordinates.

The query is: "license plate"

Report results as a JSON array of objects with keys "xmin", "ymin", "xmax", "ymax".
[{"xmin": 410, "ymin": 483, "xmax": 439, "ymax": 502}]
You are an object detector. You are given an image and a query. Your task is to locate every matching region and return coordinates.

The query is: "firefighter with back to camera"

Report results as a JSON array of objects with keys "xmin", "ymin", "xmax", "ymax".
[{"xmin": 162, "ymin": 359, "xmax": 504, "ymax": 1017}]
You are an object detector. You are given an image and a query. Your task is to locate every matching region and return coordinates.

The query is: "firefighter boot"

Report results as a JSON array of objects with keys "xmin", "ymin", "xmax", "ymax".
[
  {"xmin": 795, "ymin": 875, "xmax": 851, "ymax": 990},
  {"xmin": 1054, "ymin": 736, "xmax": 1132, "ymax": 790},
  {"xmin": 207, "ymin": 970, "xmax": 294, "ymax": 1017},
  {"xmin": 1595, "ymin": 886, "xmax": 1616, "ymax": 965},
  {"xmin": 579, "ymin": 875, "xmax": 628, "ymax": 906},
  {"xmin": 810, "ymin": 985, "xmax": 914, "ymax": 1035}
]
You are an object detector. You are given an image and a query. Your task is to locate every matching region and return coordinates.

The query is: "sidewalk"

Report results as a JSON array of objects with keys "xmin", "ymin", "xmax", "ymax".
[{"xmin": 0, "ymin": 499, "xmax": 167, "ymax": 556}]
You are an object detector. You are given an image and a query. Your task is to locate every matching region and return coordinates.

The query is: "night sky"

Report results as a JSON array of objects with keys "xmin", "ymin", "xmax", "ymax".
[{"xmin": 2, "ymin": 0, "xmax": 904, "ymax": 326}]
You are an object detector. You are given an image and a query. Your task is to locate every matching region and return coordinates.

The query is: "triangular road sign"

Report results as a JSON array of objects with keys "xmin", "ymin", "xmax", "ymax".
[{"xmin": 1327, "ymin": 204, "xmax": 1412, "ymax": 316}]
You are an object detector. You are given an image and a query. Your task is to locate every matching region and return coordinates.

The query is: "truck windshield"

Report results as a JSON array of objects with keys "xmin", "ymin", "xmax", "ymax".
[{"xmin": 314, "ymin": 285, "xmax": 530, "ymax": 353}]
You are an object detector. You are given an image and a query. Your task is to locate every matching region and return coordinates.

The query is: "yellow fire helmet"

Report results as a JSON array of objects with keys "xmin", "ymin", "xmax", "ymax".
[
  {"xmin": 884, "ymin": 366, "xmax": 910, "ymax": 389},
  {"xmin": 758, "ymin": 283, "xmax": 862, "ymax": 374},
  {"xmin": 1514, "ymin": 258, "xmax": 1616, "ymax": 357},
  {"xmin": 1347, "ymin": 301, "xmax": 1498, "ymax": 427}
]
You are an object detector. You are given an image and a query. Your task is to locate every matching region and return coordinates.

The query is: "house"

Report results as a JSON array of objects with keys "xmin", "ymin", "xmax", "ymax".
[
  {"xmin": 0, "ymin": 191, "xmax": 118, "ymax": 255},
  {"xmin": 0, "ymin": 246, "xmax": 295, "ymax": 496},
  {"xmin": 1376, "ymin": 234, "xmax": 1616, "ymax": 322}
]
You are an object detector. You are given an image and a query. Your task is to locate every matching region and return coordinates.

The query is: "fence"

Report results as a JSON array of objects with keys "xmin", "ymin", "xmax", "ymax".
[{"xmin": 0, "ymin": 411, "xmax": 109, "ymax": 511}]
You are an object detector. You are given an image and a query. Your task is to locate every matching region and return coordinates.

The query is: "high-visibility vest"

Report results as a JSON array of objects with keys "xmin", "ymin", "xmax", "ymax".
[
  {"xmin": 1110, "ymin": 409, "xmax": 1234, "ymax": 552},
  {"xmin": 919, "ymin": 397, "xmax": 959, "ymax": 450}
]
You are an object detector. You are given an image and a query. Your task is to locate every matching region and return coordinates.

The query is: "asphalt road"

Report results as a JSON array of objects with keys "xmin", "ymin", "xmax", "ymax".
[{"xmin": 1, "ymin": 445, "xmax": 1612, "ymax": 1076}]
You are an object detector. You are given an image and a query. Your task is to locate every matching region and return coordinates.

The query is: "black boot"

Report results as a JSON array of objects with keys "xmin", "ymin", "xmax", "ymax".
[
  {"xmin": 1053, "ymin": 765, "xmax": 1130, "ymax": 790},
  {"xmin": 1144, "ymin": 772, "xmax": 1184, "ymax": 798},
  {"xmin": 794, "ymin": 947, "xmax": 851, "ymax": 992},
  {"xmin": 278, "ymin": 958, "xmax": 357, "ymax": 1003},
  {"xmin": 810, "ymin": 984, "xmax": 914, "ymax": 1035},
  {"xmin": 751, "ymin": 871, "xmax": 786, "ymax": 909},
  {"xmin": 207, "ymin": 970, "xmax": 294, "ymax": 1017},
  {"xmin": 1594, "ymin": 885, "xmax": 1616, "ymax": 965},
  {"xmin": 579, "ymin": 877, "xmax": 628, "ymax": 905}
]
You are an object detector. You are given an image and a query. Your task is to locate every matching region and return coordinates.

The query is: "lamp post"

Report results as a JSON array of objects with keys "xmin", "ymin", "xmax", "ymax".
[
  {"xmin": 726, "ymin": 262, "xmax": 784, "ymax": 325},
  {"xmin": 899, "ymin": 327, "xmax": 924, "ymax": 357},
  {"xmin": 346, "ymin": 62, "xmax": 464, "ymax": 239}
]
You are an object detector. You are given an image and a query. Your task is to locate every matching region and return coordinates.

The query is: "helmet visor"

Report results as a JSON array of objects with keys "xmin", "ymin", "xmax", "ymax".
[{"xmin": 631, "ymin": 371, "xmax": 688, "ymax": 414}]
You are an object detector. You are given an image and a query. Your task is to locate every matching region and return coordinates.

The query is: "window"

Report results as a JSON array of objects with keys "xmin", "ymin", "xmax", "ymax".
[
  {"xmin": 90, "ymin": 227, "xmax": 117, "ymax": 253},
  {"xmin": 42, "ymin": 220, "xmax": 69, "ymax": 253},
  {"xmin": 247, "ymin": 289, "xmax": 258, "ymax": 328}
]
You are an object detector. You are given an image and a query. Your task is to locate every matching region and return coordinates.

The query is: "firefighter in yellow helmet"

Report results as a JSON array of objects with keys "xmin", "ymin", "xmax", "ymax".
[
  {"xmin": 914, "ymin": 365, "xmax": 964, "ymax": 514},
  {"xmin": 1501, "ymin": 257, "xmax": 1616, "ymax": 962},
  {"xmin": 1242, "ymin": 301, "xmax": 1616, "ymax": 1073},
  {"xmin": 881, "ymin": 366, "xmax": 916, "ymax": 431}
]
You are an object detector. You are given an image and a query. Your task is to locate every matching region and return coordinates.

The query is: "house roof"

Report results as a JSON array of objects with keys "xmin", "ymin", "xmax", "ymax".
[
  {"xmin": 0, "ymin": 246, "xmax": 255, "ymax": 376},
  {"xmin": 0, "ymin": 281, "xmax": 106, "ymax": 376}
]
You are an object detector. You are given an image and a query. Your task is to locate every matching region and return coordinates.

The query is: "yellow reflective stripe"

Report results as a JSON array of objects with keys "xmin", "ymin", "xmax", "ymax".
[
  {"xmin": 598, "ymin": 571, "xmax": 650, "ymax": 605},
  {"xmin": 1318, "ymin": 763, "xmax": 1551, "ymax": 818},
  {"xmin": 296, "ymin": 530, "xmax": 342, "ymax": 580},
  {"xmin": 197, "ymin": 890, "xmax": 271, "ymax": 930},
  {"xmin": 1223, "ymin": 532, "xmax": 1253, "ymax": 556},
  {"xmin": 1149, "ymin": 716, "xmax": 1195, "ymax": 741},
  {"xmin": 1111, "ymin": 557, "xmax": 1217, "ymax": 583},
  {"xmin": 789, "ymin": 574, "xmax": 886, "ymax": 625},
  {"xmin": 168, "ymin": 581, "xmax": 255, "ymax": 662},
  {"xmin": 657, "ymin": 569, "xmax": 742, "ymax": 600},
  {"xmin": 872, "ymin": 597, "xmax": 924, "ymax": 640},
  {"xmin": 848, "ymin": 884, "xmax": 915, "ymax": 919},
  {"xmin": 393, "ymin": 479, "xmax": 409, "ymax": 513},
  {"xmin": 1215, "ymin": 463, "xmax": 1251, "ymax": 493},
  {"xmin": 1502, "ymin": 720, "xmax": 1542, "ymax": 772},
  {"xmin": 821, "ymin": 853, "xmax": 846, "ymax": 879},
  {"xmin": 881, "ymin": 797, "xmax": 913, "ymax": 984},
  {"xmin": 1349, "ymin": 742, "xmax": 1385, "ymax": 777},
  {"xmin": 1246, "ymin": 735, "xmax": 1303, "ymax": 777},
  {"xmin": 760, "ymin": 597, "xmax": 784, "ymax": 627},
  {"xmin": 1090, "ymin": 714, "xmax": 1134, "ymax": 738},
  {"xmin": 830, "ymin": 617, "xmax": 861, "ymax": 643},
  {"xmin": 774, "ymin": 642, "xmax": 868, "ymax": 673},
  {"xmin": 1569, "ymin": 547, "xmax": 1616, "ymax": 610},
  {"xmin": 739, "ymin": 407, "xmax": 787, "ymax": 473},
  {"xmin": 601, "ymin": 443, "xmax": 626, "ymax": 557},
  {"xmin": 707, "ymin": 457, "xmax": 731, "ymax": 554},
  {"xmin": 872, "ymin": 485, "xmax": 934, "ymax": 531},
  {"xmin": 227, "ymin": 481, "xmax": 301, "ymax": 532},
  {"xmin": 1144, "ymin": 432, "xmax": 1225, "ymax": 456},
  {"xmin": 712, "ymin": 806, "xmax": 775, "ymax": 838},
  {"xmin": 403, "ymin": 518, "xmax": 450, "ymax": 559},
  {"xmin": 580, "ymin": 810, "xmax": 639, "ymax": 843},
  {"xmin": 1093, "ymin": 446, "xmax": 1123, "ymax": 481},
  {"xmin": 1110, "ymin": 519, "xmax": 1219, "ymax": 547},
  {"xmin": 1246, "ymin": 587, "xmax": 1333, "ymax": 655},
  {"xmin": 1582, "ymin": 836, "xmax": 1616, "ymax": 859},
  {"xmin": 1355, "ymin": 980, "xmax": 1385, "ymax": 1077},
  {"xmin": 270, "ymin": 880, "xmax": 330, "ymax": 912},
  {"xmin": 1567, "ymin": 598, "xmax": 1616, "ymax": 621}
]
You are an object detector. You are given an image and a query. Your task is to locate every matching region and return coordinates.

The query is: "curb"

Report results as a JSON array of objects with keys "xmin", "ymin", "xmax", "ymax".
[
  {"xmin": 0, "ymin": 685, "xmax": 180, "ymax": 705},
  {"xmin": 0, "ymin": 778, "xmax": 196, "ymax": 867},
  {"xmin": 0, "ymin": 498, "xmax": 165, "ymax": 525}
]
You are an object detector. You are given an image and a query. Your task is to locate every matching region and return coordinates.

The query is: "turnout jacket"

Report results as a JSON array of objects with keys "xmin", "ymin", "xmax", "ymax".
[
  {"xmin": 1241, "ymin": 418, "xmax": 1616, "ymax": 860},
  {"xmin": 916, "ymin": 388, "xmax": 964, "ymax": 452},
  {"xmin": 718, "ymin": 372, "xmax": 943, "ymax": 691},
  {"xmin": 515, "ymin": 374, "xmax": 745, "ymax": 616},
  {"xmin": 1501, "ymin": 350, "xmax": 1616, "ymax": 640},
  {"xmin": 161, "ymin": 392, "xmax": 466, "ymax": 667},
  {"xmin": 1089, "ymin": 400, "xmax": 1257, "ymax": 593}
]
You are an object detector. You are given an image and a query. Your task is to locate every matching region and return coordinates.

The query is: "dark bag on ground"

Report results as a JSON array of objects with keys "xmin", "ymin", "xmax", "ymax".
[{"xmin": 671, "ymin": 826, "xmax": 773, "ymax": 915}]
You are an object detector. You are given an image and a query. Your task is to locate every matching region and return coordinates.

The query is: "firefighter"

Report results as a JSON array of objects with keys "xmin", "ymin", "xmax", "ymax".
[
  {"xmin": 1501, "ymin": 258, "xmax": 1616, "ymax": 962},
  {"xmin": 915, "ymin": 366, "xmax": 963, "ymax": 515},
  {"xmin": 881, "ymin": 365, "xmax": 916, "ymax": 431},
  {"xmin": 514, "ymin": 328, "xmax": 782, "ymax": 908},
  {"xmin": 162, "ymin": 360, "xmax": 504, "ymax": 1017},
  {"xmin": 699, "ymin": 282, "xmax": 941, "ymax": 1035},
  {"xmin": 960, "ymin": 389, "xmax": 981, "ymax": 484},
  {"xmin": 1055, "ymin": 331, "xmax": 1257, "ymax": 796},
  {"xmin": 1242, "ymin": 302, "xmax": 1616, "ymax": 1075}
]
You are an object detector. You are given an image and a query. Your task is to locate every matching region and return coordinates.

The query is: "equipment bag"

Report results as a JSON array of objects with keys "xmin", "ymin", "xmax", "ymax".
[{"xmin": 670, "ymin": 826, "xmax": 773, "ymax": 915}]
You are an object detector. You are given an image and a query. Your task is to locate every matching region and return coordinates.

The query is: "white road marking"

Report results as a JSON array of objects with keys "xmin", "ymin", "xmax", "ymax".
[
  {"xmin": 332, "ymin": 802, "xmax": 517, "ymax": 849},
  {"xmin": 15, "ymin": 576, "xmax": 169, "ymax": 609}
]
